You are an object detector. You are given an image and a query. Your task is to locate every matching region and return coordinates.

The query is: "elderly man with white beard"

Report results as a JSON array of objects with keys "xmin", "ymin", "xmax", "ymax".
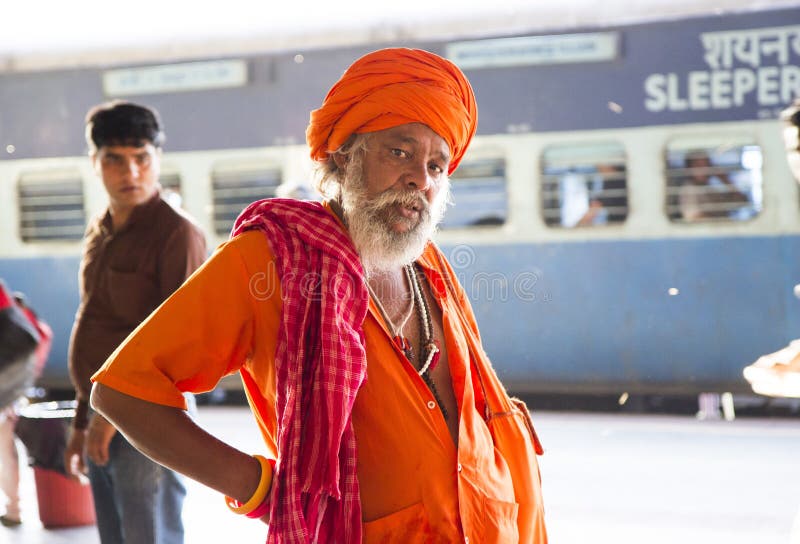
[{"xmin": 90, "ymin": 48, "xmax": 548, "ymax": 544}]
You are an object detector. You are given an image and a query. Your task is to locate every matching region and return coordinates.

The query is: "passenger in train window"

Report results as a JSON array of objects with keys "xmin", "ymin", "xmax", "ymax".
[
  {"xmin": 559, "ymin": 170, "xmax": 598, "ymax": 227},
  {"xmin": 561, "ymin": 163, "xmax": 627, "ymax": 227},
  {"xmin": 63, "ymin": 101, "xmax": 207, "ymax": 544},
  {"xmin": 90, "ymin": 49, "xmax": 547, "ymax": 544},
  {"xmin": 677, "ymin": 150, "xmax": 751, "ymax": 222},
  {"xmin": 594, "ymin": 163, "xmax": 628, "ymax": 224}
]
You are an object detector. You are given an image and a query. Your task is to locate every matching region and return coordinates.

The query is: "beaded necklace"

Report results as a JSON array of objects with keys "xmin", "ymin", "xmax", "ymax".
[
  {"xmin": 367, "ymin": 264, "xmax": 447, "ymax": 418},
  {"xmin": 366, "ymin": 266, "xmax": 417, "ymax": 360}
]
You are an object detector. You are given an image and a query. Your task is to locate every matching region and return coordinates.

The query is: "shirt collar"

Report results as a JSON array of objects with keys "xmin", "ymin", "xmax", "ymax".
[
  {"xmin": 416, "ymin": 243, "xmax": 447, "ymax": 300},
  {"xmin": 101, "ymin": 190, "xmax": 162, "ymax": 235}
]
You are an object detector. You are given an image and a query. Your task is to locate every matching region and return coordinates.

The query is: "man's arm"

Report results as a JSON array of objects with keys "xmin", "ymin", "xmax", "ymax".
[
  {"xmin": 715, "ymin": 173, "xmax": 750, "ymax": 204},
  {"xmin": 65, "ymin": 294, "xmax": 91, "ymax": 478},
  {"xmin": 88, "ymin": 232, "xmax": 279, "ymax": 512},
  {"xmin": 91, "ymin": 383, "xmax": 264, "ymax": 510}
]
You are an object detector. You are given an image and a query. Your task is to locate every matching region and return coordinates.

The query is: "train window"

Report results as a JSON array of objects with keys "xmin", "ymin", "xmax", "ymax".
[
  {"xmin": 159, "ymin": 169, "xmax": 183, "ymax": 209},
  {"xmin": 440, "ymin": 157, "xmax": 507, "ymax": 228},
  {"xmin": 17, "ymin": 169, "xmax": 86, "ymax": 242},
  {"xmin": 541, "ymin": 142, "xmax": 628, "ymax": 228},
  {"xmin": 665, "ymin": 138, "xmax": 763, "ymax": 223},
  {"xmin": 211, "ymin": 164, "xmax": 281, "ymax": 234}
]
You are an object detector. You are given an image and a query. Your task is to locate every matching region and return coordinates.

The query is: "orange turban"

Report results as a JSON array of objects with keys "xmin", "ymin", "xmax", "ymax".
[{"xmin": 306, "ymin": 48, "xmax": 477, "ymax": 175}]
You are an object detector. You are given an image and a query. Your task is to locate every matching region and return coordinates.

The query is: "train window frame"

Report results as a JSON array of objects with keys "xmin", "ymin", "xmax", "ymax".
[
  {"xmin": 16, "ymin": 168, "xmax": 87, "ymax": 243},
  {"xmin": 440, "ymin": 154, "xmax": 508, "ymax": 229},
  {"xmin": 664, "ymin": 135, "xmax": 763, "ymax": 224},
  {"xmin": 540, "ymin": 141, "xmax": 629, "ymax": 229},
  {"xmin": 211, "ymin": 160, "xmax": 282, "ymax": 235}
]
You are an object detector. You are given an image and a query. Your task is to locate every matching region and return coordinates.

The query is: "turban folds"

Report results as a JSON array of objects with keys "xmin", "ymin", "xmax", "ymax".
[{"xmin": 306, "ymin": 48, "xmax": 477, "ymax": 175}]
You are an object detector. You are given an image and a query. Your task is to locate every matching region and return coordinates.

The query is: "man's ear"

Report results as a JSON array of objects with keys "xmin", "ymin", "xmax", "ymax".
[{"xmin": 332, "ymin": 154, "xmax": 347, "ymax": 170}]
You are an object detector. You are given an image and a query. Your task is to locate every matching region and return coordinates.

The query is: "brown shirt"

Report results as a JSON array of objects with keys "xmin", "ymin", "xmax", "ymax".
[{"xmin": 68, "ymin": 192, "xmax": 206, "ymax": 429}]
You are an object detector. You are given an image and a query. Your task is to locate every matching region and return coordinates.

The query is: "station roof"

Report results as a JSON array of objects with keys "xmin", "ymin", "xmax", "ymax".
[{"xmin": 2, "ymin": 0, "xmax": 798, "ymax": 72}]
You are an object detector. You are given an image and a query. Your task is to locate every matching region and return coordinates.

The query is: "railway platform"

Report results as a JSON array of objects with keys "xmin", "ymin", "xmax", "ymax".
[{"xmin": 3, "ymin": 405, "xmax": 799, "ymax": 544}]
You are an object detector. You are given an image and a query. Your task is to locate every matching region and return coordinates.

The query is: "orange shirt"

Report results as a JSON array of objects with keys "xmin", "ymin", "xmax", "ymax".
[{"xmin": 94, "ymin": 228, "xmax": 545, "ymax": 543}]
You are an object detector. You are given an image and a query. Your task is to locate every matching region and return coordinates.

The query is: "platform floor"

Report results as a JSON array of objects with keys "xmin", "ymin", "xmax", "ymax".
[{"xmin": 4, "ymin": 406, "xmax": 800, "ymax": 544}]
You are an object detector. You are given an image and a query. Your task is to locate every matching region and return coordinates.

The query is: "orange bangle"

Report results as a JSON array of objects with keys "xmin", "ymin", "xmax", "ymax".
[{"xmin": 225, "ymin": 455, "xmax": 273, "ymax": 515}]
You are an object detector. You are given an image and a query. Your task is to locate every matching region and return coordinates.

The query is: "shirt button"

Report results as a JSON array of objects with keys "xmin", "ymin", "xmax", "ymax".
[
  {"xmin": 426, "ymin": 400, "xmax": 436, "ymax": 410},
  {"xmin": 457, "ymin": 463, "xmax": 463, "ymax": 472},
  {"xmin": 465, "ymin": 537, "xmax": 470, "ymax": 544}
]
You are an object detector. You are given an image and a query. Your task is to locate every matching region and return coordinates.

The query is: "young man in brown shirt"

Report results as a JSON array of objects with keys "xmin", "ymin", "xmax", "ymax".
[{"xmin": 64, "ymin": 101, "xmax": 206, "ymax": 544}]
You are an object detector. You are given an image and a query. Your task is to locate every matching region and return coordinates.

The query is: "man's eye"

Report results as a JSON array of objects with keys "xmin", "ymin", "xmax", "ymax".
[{"xmin": 391, "ymin": 148, "xmax": 408, "ymax": 158}]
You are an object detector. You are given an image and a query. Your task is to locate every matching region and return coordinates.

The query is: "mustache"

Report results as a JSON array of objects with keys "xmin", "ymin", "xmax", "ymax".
[{"xmin": 366, "ymin": 187, "xmax": 430, "ymax": 213}]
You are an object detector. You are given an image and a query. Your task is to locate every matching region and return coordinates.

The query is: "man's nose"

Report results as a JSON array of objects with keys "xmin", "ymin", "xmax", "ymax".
[
  {"xmin": 123, "ymin": 159, "xmax": 140, "ymax": 178},
  {"xmin": 405, "ymin": 160, "xmax": 432, "ymax": 191}
]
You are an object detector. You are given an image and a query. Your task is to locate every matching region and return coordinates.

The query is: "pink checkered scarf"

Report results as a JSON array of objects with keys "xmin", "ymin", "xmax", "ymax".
[{"xmin": 232, "ymin": 198, "xmax": 368, "ymax": 544}]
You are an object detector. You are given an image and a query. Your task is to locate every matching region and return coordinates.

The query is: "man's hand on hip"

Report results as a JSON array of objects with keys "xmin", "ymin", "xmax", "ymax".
[{"xmin": 86, "ymin": 413, "xmax": 118, "ymax": 466}]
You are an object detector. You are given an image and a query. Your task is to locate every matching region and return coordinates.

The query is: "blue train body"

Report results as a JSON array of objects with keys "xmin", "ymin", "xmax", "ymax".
[
  {"xmin": 7, "ymin": 232, "xmax": 798, "ymax": 394},
  {"xmin": 441, "ymin": 235, "xmax": 800, "ymax": 394}
]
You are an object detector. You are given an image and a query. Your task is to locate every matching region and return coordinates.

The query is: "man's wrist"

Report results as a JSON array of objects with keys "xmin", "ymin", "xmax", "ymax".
[{"xmin": 73, "ymin": 398, "xmax": 91, "ymax": 430}]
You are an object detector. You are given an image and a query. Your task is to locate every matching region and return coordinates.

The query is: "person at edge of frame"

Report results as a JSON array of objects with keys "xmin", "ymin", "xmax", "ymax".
[{"xmin": 0, "ymin": 290, "xmax": 52, "ymax": 527}]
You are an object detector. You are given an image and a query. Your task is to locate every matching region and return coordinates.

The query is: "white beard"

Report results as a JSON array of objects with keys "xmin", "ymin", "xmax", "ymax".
[{"xmin": 340, "ymin": 160, "xmax": 449, "ymax": 275}]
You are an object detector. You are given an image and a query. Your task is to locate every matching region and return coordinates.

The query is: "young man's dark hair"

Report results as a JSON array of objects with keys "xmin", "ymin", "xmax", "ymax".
[{"xmin": 84, "ymin": 101, "xmax": 165, "ymax": 153}]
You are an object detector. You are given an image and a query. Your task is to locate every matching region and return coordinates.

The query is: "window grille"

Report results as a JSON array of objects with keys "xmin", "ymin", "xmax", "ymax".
[
  {"xmin": 212, "ymin": 165, "xmax": 281, "ymax": 234},
  {"xmin": 541, "ymin": 142, "xmax": 628, "ymax": 228},
  {"xmin": 17, "ymin": 170, "xmax": 86, "ymax": 242},
  {"xmin": 665, "ymin": 138, "xmax": 762, "ymax": 223}
]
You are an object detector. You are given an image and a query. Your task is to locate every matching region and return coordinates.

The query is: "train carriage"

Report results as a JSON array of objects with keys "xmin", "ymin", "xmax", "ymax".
[{"xmin": 1, "ymin": 2, "xmax": 799, "ymax": 395}]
